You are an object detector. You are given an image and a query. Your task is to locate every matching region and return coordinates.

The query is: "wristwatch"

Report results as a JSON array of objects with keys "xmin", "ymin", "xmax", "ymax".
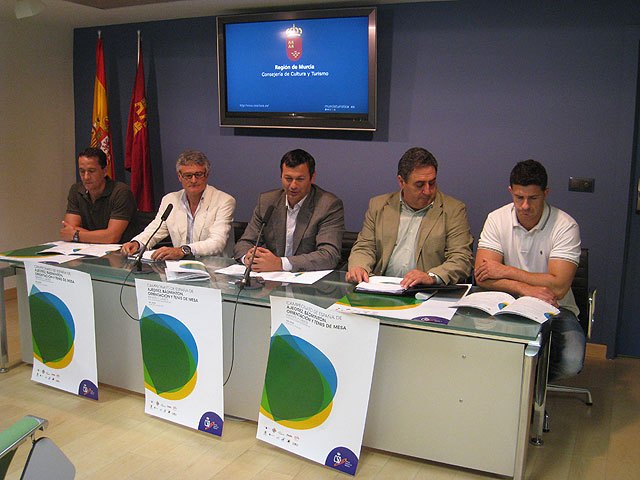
[
  {"xmin": 180, "ymin": 245, "xmax": 192, "ymax": 257},
  {"xmin": 72, "ymin": 230, "xmax": 80, "ymax": 243}
]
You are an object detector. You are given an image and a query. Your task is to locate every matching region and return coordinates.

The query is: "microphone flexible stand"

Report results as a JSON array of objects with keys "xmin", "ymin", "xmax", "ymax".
[
  {"xmin": 133, "ymin": 219, "xmax": 167, "ymax": 274},
  {"xmin": 236, "ymin": 221, "xmax": 268, "ymax": 290}
]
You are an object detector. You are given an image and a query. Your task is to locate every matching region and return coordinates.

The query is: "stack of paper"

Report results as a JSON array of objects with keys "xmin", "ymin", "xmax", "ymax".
[
  {"xmin": 214, "ymin": 264, "xmax": 332, "ymax": 285},
  {"xmin": 165, "ymin": 260, "xmax": 211, "ymax": 282},
  {"xmin": 355, "ymin": 276, "xmax": 406, "ymax": 294}
]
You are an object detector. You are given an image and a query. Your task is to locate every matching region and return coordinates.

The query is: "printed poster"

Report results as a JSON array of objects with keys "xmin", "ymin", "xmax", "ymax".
[
  {"xmin": 24, "ymin": 262, "xmax": 98, "ymax": 399},
  {"xmin": 258, "ymin": 296, "xmax": 380, "ymax": 475},
  {"xmin": 135, "ymin": 279, "xmax": 224, "ymax": 436},
  {"xmin": 329, "ymin": 287, "xmax": 471, "ymax": 324}
]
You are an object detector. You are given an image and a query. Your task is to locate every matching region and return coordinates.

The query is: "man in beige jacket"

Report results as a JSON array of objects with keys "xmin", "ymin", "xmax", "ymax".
[{"xmin": 347, "ymin": 147, "xmax": 473, "ymax": 288}]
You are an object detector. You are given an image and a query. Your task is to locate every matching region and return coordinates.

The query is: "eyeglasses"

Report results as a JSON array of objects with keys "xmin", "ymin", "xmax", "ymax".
[{"xmin": 180, "ymin": 171, "xmax": 207, "ymax": 180}]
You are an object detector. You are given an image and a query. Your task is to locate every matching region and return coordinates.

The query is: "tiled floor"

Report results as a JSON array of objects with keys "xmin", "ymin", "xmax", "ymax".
[{"xmin": 1, "ymin": 294, "xmax": 638, "ymax": 479}]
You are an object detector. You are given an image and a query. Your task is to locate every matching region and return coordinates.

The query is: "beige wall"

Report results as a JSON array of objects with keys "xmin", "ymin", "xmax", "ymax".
[{"xmin": 1, "ymin": 19, "xmax": 75, "ymax": 288}]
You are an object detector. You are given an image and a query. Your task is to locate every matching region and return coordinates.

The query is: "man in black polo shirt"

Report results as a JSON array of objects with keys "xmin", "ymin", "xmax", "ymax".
[{"xmin": 60, "ymin": 147, "xmax": 137, "ymax": 244}]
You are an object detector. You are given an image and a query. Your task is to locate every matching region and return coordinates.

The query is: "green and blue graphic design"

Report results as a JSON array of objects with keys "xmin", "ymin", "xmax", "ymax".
[
  {"xmin": 28, "ymin": 286, "xmax": 75, "ymax": 368},
  {"xmin": 140, "ymin": 306, "xmax": 199, "ymax": 400},
  {"xmin": 179, "ymin": 261, "xmax": 204, "ymax": 270},
  {"xmin": 1, "ymin": 244, "xmax": 56, "ymax": 259},
  {"xmin": 335, "ymin": 292, "xmax": 422, "ymax": 311},
  {"xmin": 260, "ymin": 324, "xmax": 338, "ymax": 430}
]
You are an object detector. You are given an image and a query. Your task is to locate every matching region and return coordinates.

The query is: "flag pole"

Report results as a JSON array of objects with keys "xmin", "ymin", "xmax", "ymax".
[
  {"xmin": 126, "ymin": 28, "xmax": 154, "ymax": 212},
  {"xmin": 91, "ymin": 29, "xmax": 114, "ymax": 179}
]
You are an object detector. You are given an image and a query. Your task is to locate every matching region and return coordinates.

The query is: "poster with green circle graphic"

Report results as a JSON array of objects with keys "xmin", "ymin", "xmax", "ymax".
[
  {"xmin": 25, "ymin": 262, "xmax": 99, "ymax": 400},
  {"xmin": 258, "ymin": 297, "xmax": 380, "ymax": 475},
  {"xmin": 135, "ymin": 279, "xmax": 224, "ymax": 436}
]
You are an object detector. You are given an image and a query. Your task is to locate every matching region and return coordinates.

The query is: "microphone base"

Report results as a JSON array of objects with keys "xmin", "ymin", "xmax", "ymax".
[
  {"xmin": 235, "ymin": 277, "xmax": 265, "ymax": 290},
  {"xmin": 133, "ymin": 263, "xmax": 154, "ymax": 274}
]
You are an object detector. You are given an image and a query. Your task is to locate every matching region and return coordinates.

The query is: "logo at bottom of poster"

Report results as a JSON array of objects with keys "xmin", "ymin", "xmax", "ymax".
[
  {"xmin": 78, "ymin": 379, "xmax": 99, "ymax": 400},
  {"xmin": 198, "ymin": 411, "xmax": 224, "ymax": 437},
  {"xmin": 325, "ymin": 446, "xmax": 358, "ymax": 475}
]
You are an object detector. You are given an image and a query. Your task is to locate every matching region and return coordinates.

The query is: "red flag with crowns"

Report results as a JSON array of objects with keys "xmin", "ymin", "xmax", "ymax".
[
  {"xmin": 90, "ymin": 33, "xmax": 115, "ymax": 179},
  {"xmin": 125, "ymin": 32, "xmax": 153, "ymax": 212}
]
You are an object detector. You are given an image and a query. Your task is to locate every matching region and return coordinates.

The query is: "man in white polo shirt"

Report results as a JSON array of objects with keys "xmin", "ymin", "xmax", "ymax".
[{"xmin": 475, "ymin": 159, "xmax": 585, "ymax": 380}]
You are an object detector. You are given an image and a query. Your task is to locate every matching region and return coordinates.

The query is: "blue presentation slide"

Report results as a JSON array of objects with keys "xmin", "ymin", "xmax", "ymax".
[{"xmin": 224, "ymin": 16, "xmax": 369, "ymax": 114}]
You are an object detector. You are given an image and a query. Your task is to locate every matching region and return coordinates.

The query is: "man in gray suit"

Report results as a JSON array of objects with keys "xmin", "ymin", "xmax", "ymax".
[{"xmin": 234, "ymin": 149, "xmax": 344, "ymax": 272}]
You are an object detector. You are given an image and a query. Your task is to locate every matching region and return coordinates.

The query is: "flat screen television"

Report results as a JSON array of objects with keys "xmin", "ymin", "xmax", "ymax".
[{"xmin": 216, "ymin": 7, "xmax": 377, "ymax": 131}]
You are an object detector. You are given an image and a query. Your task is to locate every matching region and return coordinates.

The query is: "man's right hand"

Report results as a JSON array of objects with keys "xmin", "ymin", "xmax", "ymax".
[
  {"xmin": 60, "ymin": 220, "xmax": 80, "ymax": 242},
  {"xmin": 121, "ymin": 241, "xmax": 140, "ymax": 256},
  {"xmin": 346, "ymin": 266, "xmax": 369, "ymax": 283},
  {"xmin": 247, "ymin": 247, "xmax": 283, "ymax": 272},
  {"xmin": 521, "ymin": 284, "xmax": 558, "ymax": 307}
]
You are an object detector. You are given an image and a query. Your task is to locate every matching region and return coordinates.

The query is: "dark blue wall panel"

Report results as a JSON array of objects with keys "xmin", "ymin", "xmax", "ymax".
[{"xmin": 74, "ymin": 1, "xmax": 640, "ymax": 355}]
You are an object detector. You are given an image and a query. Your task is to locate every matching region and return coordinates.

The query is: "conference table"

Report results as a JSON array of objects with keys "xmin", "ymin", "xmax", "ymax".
[{"xmin": 8, "ymin": 253, "xmax": 542, "ymax": 479}]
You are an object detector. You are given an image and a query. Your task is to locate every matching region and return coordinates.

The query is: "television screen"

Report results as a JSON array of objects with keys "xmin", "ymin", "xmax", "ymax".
[{"xmin": 217, "ymin": 7, "xmax": 377, "ymax": 130}]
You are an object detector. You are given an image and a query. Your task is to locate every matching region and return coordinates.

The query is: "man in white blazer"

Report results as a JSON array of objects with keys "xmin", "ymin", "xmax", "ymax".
[{"xmin": 121, "ymin": 150, "xmax": 236, "ymax": 261}]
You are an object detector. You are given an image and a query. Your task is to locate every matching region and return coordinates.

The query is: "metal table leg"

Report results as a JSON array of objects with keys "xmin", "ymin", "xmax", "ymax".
[
  {"xmin": 513, "ymin": 340, "xmax": 540, "ymax": 480},
  {"xmin": 530, "ymin": 327, "xmax": 552, "ymax": 446}
]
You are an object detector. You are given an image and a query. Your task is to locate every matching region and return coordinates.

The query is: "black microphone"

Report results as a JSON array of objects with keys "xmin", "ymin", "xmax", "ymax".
[
  {"xmin": 239, "ymin": 205, "xmax": 275, "ymax": 289},
  {"xmin": 134, "ymin": 203, "xmax": 173, "ymax": 273},
  {"xmin": 261, "ymin": 205, "xmax": 275, "ymax": 226},
  {"xmin": 160, "ymin": 203, "xmax": 173, "ymax": 221}
]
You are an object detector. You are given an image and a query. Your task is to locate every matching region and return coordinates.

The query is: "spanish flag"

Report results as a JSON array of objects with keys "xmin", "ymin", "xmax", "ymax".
[
  {"xmin": 125, "ymin": 31, "xmax": 154, "ymax": 212},
  {"xmin": 90, "ymin": 32, "xmax": 115, "ymax": 179}
]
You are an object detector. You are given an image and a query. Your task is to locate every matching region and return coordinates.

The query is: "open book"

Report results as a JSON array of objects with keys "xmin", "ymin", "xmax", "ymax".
[
  {"xmin": 452, "ymin": 291, "xmax": 559, "ymax": 324},
  {"xmin": 165, "ymin": 260, "xmax": 211, "ymax": 282},
  {"xmin": 355, "ymin": 275, "xmax": 468, "ymax": 296}
]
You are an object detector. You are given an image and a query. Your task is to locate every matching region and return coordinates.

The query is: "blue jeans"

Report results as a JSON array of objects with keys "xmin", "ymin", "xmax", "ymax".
[{"xmin": 548, "ymin": 308, "xmax": 586, "ymax": 381}]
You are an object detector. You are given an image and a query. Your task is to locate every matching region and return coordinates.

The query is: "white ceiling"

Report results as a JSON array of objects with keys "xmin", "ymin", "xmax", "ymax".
[{"xmin": 1, "ymin": 0, "xmax": 441, "ymax": 28}]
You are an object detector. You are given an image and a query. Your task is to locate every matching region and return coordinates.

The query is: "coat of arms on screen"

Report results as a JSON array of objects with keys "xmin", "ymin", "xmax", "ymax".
[{"xmin": 286, "ymin": 24, "xmax": 303, "ymax": 61}]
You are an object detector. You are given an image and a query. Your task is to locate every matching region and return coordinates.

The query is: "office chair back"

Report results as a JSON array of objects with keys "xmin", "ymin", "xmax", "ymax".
[
  {"xmin": 571, "ymin": 248, "xmax": 594, "ymax": 338},
  {"xmin": 532, "ymin": 247, "xmax": 596, "ymax": 446},
  {"xmin": 338, "ymin": 231, "xmax": 359, "ymax": 270},
  {"xmin": 21, "ymin": 438, "xmax": 75, "ymax": 480},
  {"xmin": 232, "ymin": 221, "xmax": 248, "ymax": 243},
  {"xmin": 133, "ymin": 210, "xmax": 172, "ymax": 248}
]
